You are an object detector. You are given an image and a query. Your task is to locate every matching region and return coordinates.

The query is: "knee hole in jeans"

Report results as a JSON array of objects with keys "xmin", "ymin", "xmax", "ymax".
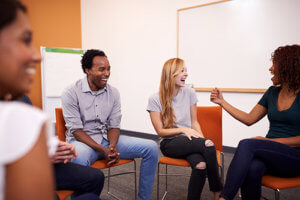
[
  {"xmin": 205, "ymin": 139, "xmax": 214, "ymax": 147},
  {"xmin": 195, "ymin": 161, "xmax": 206, "ymax": 170}
]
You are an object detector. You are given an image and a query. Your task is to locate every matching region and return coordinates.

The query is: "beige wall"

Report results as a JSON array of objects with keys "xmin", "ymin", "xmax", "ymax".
[
  {"xmin": 81, "ymin": 0, "xmax": 270, "ymax": 147},
  {"xmin": 22, "ymin": 0, "xmax": 82, "ymax": 108},
  {"xmin": 81, "ymin": 0, "xmax": 213, "ymax": 133}
]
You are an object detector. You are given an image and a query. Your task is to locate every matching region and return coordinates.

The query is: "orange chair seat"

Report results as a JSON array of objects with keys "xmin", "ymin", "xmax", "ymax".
[
  {"xmin": 90, "ymin": 159, "xmax": 135, "ymax": 169},
  {"xmin": 159, "ymin": 156, "xmax": 190, "ymax": 167},
  {"xmin": 159, "ymin": 150, "xmax": 221, "ymax": 167},
  {"xmin": 56, "ymin": 190, "xmax": 74, "ymax": 200},
  {"xmin": 262, "ymin": 175, "xmax": 300, "ymax": 189}
]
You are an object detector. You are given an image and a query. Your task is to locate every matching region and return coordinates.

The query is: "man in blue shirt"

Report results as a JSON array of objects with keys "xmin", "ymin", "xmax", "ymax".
[{"xmin": 61, "ymin": 49, "xmax": 158, "ymax": 200}]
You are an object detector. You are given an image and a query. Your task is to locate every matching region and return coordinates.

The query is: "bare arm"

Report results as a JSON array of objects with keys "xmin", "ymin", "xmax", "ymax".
[
  {"xmin": 190, "ymin": 104, "xmax": 204, "ymax": 137},
  {"xmin": 73, "ymin": 129, "xmax": 106, "ymax": 153},
  {"xmin": 273, "ymin": 136, "xmax": 300, "ymax": 147},
  {"xmin": 106, "ymin": 128, "xmax": 120, "ymax": 165},
  {"xmin": 50, "ymin": 141, "xmax": 78, "ymax": 164},
  {"xmin": 107, "ymin": 128, "xmax": 120, "ymax": 148},
  {"xmin": 149, "ymin": 110, "xmax": 202, "ymax": 140},
  {"xmin": 5, "ymin": 124, "xmax": 55, "ymax": 200},
  {"xmin": 253, "ymin": 136, "xmax": 300, "ymax": 148},
  {"xmin": 210, "ymin": 88, "xmax": 267, "ymax": 126}
]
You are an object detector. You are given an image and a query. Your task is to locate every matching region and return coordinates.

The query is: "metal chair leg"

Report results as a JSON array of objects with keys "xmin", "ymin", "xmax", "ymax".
[
  {"xmin": 106, "ymin": 160, "xmax": 137, "ymax": 200},
  {"xmin": 161, "ymin": 164, "xmax": 168, "ymax": 200},
  {"xmin": 275, "ymin": 189, "xmax": 280, "ymax": 200},
  {"xmin": 220, "ymin": 152, "xmax": 225, "ymax": 185},
  {"xmin": 165, "ymin": 164, "xmax": 168, "ymax": 192},
  {"xmin": 108, "ymin": 168, "xmax": 111, "ymax": 195},
  {"xmin": 157, "ymin": 162, "xmax": 160, "ymax": 200},
  {"xmin": 134, "ymin": 159, "xmax": 137, "ymax": 200}
]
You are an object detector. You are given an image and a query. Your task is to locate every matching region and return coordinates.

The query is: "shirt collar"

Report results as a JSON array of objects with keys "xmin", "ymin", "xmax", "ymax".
[{"xmin": 82, "ymin": 76, "xmax": 107, "ymax": 95}]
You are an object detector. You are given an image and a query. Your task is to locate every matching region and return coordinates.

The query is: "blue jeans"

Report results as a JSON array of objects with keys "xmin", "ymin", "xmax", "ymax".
[
  {"xmin": 70, "ymin": 135, "xmax": 158, "ymax": 200},
  {"xmin": 54, "ymin": 162, "xmax": 104, "ymax": 199},
  {"xmin": 221, "ymin": 139, "xmax": 300, "ymax": 200}
]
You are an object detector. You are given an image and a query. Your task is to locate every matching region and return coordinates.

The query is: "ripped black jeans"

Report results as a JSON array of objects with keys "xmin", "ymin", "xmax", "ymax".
[{"xmin": 160, "ymin": 135, "xmax": 223, "ymax": 200}]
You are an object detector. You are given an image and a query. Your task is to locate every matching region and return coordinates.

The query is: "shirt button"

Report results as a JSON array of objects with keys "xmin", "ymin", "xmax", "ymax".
[
  {"xmin": 95, "ymin": 105, "xmax": 97, "ymax": 107},
  {"xmin": 97, "ymin": 115, "xmax": 99, "ymax": 117}
]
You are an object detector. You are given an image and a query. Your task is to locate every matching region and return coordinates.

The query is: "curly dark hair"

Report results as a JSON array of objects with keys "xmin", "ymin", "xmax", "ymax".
[
  {"xmin": 272, "ymin": 45, "xmax": 300, "ymax": 92},
  {"xmin": 0, "ymin": 0, "xmax": 26, "ymax": 31},
  {"xmin": 81, "ymin": 49, "xmax": 107, "ymax": 73}
]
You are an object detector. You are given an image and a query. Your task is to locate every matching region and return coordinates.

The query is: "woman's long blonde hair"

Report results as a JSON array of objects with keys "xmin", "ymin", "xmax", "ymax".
[{"xmin": 159, "ymin": 58, "xmax": 185, "ymax": 128}]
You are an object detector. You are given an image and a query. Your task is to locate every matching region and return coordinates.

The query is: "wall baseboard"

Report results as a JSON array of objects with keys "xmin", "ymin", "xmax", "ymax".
[
  {"xmin": 222, "ymin": 146, "xmax": 236, "ymax": 154},
  {"xmin": 120, "ymin": 129, "xmax": 236, "ymax": 154},
  {"xmin": 120, "ymin": 129, "xmax": 159, "ymax": 141}
]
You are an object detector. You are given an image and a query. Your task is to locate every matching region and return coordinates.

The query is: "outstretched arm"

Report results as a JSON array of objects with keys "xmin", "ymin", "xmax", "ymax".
[
  {"xmin": 5, "ymin": 123, "xmax": 55, "ymax": 200},
  {"xmin": 210, "ymin": 88, "xmax": 267, "ymax": 126}
]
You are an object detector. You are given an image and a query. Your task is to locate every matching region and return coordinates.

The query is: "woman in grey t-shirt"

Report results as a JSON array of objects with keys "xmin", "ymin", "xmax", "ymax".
[{"xmin": 147, "ymin": 58, "xmax": 222, "ymax": 200}]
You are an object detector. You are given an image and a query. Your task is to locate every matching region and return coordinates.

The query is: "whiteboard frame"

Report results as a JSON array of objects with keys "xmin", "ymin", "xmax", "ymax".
[
  {"xmin": 40, "ymin": 46, "xmax": 84, "ymax": 121},
  {"xmin": 176, "ymin": 0, "xmax": 267, "ymax": 93}
]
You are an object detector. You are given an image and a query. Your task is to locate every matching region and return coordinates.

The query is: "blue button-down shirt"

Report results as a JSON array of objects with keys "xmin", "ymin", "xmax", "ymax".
[{"xmin": 61, "ymin": 77, "xmax": 122, "ymax": 143}]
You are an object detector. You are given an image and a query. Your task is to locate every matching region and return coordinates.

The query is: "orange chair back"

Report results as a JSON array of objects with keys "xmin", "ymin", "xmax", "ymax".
[
  {"xmin": 197, "ymin": 106, "xmax": 222, "ymax": 152},
  {"xmin": 56, "ymin": 190, "xmax": 74, "ymax": 200},
  {"xmin": 55, "ymin": 108, "xmax": 67, "ymax": 141}
]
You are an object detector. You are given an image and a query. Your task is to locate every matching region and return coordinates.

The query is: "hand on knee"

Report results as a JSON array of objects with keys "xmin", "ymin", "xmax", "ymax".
[
  {"xmin": 195, "ymin": 161, "xmax": 206, "ymax": 170},
  {"xmin": 205, "ymin": 139, "xmax": 214, "ymax": 147}
]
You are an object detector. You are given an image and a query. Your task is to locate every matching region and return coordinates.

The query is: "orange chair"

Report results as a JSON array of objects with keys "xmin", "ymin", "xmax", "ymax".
[
  {"xmin": 56, "ymin": 190, "xmax": 74, "ymax": 200},
  {"xmin": 55, "ymin": 108, "xmax": 137, "ymax": 200},
  {"xmin": 262, "ymin": 175, "xmax": 300, "ymax": 200},
  {"xmin": 157, "ymin": 106, "xmax": 224, "ymax": 200}
]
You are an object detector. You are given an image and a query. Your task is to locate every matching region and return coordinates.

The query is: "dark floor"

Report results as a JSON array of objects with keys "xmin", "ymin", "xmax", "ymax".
[{"xmin": 96, "ymin": 147, "xmax": 300, "ymax": 200}]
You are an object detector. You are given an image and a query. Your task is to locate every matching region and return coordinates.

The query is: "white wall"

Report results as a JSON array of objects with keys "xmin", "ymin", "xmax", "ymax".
[{"xmin": 81, "ymin": 0, "xmax": 270, "ymax": 147}]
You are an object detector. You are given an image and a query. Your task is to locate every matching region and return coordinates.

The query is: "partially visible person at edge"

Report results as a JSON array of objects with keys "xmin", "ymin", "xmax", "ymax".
[
  {"xmin": 61, "ymin": 49, "xmax": 158, "ymax": 200},
  {"xmin": 147, "ymin": 58, "xmax": 222, "ymax": 200},
  {"xmin": 0, "ymin": 0, "xmax": 56, "ymax": 199},
  {"xmin": 18, "ymin": 95, "xmax": 105, "ymax": 200},
  {"xmin": 210, "ymin": 45, "xmax": 300, "ymax": 200},
  {"xmin": 0, "ymin": 1, "xmax": 103, "ymax": 200}
]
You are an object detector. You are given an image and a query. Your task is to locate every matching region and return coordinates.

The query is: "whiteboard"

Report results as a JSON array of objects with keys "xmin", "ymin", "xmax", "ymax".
[
  {"xmin": 178, "ymin": 0, "xmax": 300, "ymax": 89},
  {"xmin": 41, "ymin": 47, "xmax": 85, "ymax": 121}
]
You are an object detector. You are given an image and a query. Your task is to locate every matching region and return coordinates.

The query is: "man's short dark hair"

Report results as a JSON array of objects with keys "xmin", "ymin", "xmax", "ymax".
[{"xmin": 81, "ymin": 49, "xmax": 107, "ymax": 73}]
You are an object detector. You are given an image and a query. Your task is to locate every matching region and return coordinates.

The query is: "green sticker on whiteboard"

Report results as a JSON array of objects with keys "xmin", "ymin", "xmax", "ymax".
[{"xmin": 45, "ymin": 47, "xmax": 84, "ymax": 54}]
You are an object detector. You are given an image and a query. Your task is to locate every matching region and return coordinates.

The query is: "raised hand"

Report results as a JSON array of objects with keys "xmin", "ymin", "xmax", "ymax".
[
  {"xmin": 51, "ymin": 141, "xmax": 78, "ymax": 164},
  {"xmin": 210, "ymin": 88, "xmax": 224, "ymax": 105}
]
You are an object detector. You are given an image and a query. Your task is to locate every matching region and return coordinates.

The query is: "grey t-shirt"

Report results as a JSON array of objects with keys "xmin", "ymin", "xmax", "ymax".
[{"xmin": 147, "ymin": 87, "xmax": 198, "ymax": 129}]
